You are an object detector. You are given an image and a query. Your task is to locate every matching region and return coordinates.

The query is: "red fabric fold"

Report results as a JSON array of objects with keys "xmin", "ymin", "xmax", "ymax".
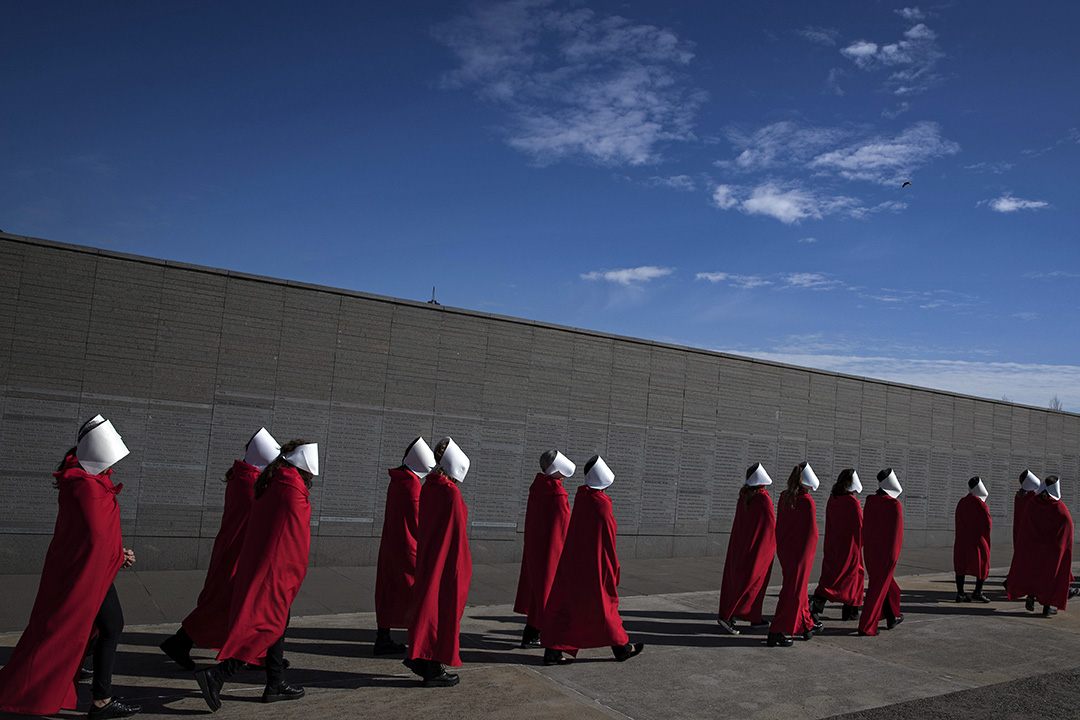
[
  {"xmin": 374, "ymin": 467, "xmax": 422, "ymax": 629},
  {"xmin": 0, "ymin": 456, "xmax": 124, "ymax": 715},
  {"xmin": 408, "ymin": 473, "xmax": 472, "ymax": 667},
  {"xmin": 858, "ymin": 493, "xmax": 904, "ymax": 636},
  {"xmin": 813, "ymin": 492, "xmax": 864, "ymax": 605},
  {"xmin": 1007, "ymin": 495, "xmax": 1073, "ymax": 609},
  {"xmin": 770, "ymin": 489, "xmax": 818, "ymax": 635},
  {"xmin": 182, "ymin": 459, "xmax": 258, "ymax": 649},
  {"xmin": 718, "ymin": 488, "xmax": 776, "ymax": 624},
  {"xmin": 953, "ymin": 494, "xmax": 992, "ymax": 579},
  {"xmin": 514, "ymin": 473, "xmax": 571, "ymax": 628},
  {"xmin": 542, "ymin": 485, "xmax": 628, "ymax": 654},
  {"xmin": 217, "ymin": 466, "xmax": 310, "ymax": 665}
]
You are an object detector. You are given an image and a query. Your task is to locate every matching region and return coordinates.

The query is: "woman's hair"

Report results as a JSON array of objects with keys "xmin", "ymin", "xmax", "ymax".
[
  {"xmin": 782, "ymin": 463, "xmax": 805, "ymax": 508},
  {"xmin": 254, "ymin": 439, "xmax": 313, "ymax": 499},
  {"xmin": 540, "ymin": 449, "xmax": 558, "ymax": 472},
  {"xmin": 433, "ymin": 437, "xmax": 449, "ymax": 464},
  {"xmin": 738, "ymin": 484, "xmax": 760, "ymax": 507},
  {"xmin": 832, "ymin": 468, "xmax": 856, "ymax": 496}
]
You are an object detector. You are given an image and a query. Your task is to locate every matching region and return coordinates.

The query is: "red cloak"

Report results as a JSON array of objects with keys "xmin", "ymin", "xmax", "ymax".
[
  {"xmin": 858, "ymin": 493, "xmax": 903, "ymax": 636},
  {"xmin": 374, "ymin": 467, "xmax": 422, "ymax": 629},
  {"xmin": 542, "ymin": 485, "xmax": 628, "ymax": 654},
  {"xmin": 1008, "ymin": 489, "xmax": 1036, "ymax": 578},
  {"xmin": 1007, "ymin": 494, "xmax": 1073, "ymax": 609},
  {"xmin": 182, "ymin": 459, "xmax": 258, "ymax": 648},
  {"xmin": 0, "ymin": 456, "xmax": 124, "ymax": 715},
  {"xmin": 408, "ymin": 473, "xmax": 472, "ymax": 667},
  {"xmin": 813, "ymin": 492, "xmax": 864, "ymax": 606},
  {"xmin": 953, "ymin": 494, "xmax": 991, "ymax": 579},
  {"xmin": 513, "ymin": 473, "xmax": 571, "ymax": 628},
  {"xmin": 718, "ymin": 488, "xmax": 776, "ymax": 624},
  {"xmin": 770, "ymin": 489, "xmax": 818, "ymax": 635},
  {"xmin": 217, "ymin": 466, "xmax": 310, "ymax": 665}
]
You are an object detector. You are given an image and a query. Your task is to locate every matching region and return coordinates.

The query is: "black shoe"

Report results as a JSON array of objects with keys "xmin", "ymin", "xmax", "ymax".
[
  {"xmin": 955, "ymin": 592, "xmax": 971, "ymax": 603},
  {"xmin": 262, "ymin": 682, "xmax": 305, "ymax": 703},
  {"xmin": 886, "ymin": 614, "xmax": 904, "ymax": 630},
  {"xmin": 971, "ymin": 592, "xmax": 991, "ymax": 603},
  {"xmin": 88, "ymin": 698, "xmax": 141, "ymax": 719},
  {"xmin": 423, "ymin": 672, "xmax": 460, "ymax": 687},
  {"xmin": 716, "ymin": 617, "xmax": 740, "ymax": 635},
  {"xmin": 1042, "ymin": 605, "xmax": 1058, "ymax": 617},
  {"xmin": 374, "ymin": 636, "xmax": 407, "ymax": 655},
  {"xmin": 857, "ymin": 630, "xmax": 871, "ymax": 636},
  {"xmin": 519, "ymin": 624, "xmax": 542, "ymax": 648},
  {"xmin": 194, "ymin": 666, "xmax": 224, "ymax": 712},
  {"xmin": 802, "ymin": 620, "xmax": 823, "ymax": 640},
  {"xmin": 1070, "ymin": 587, "xmax": 1080, "ymax": 599},
  {"xmin": 1025, "ymin": 596, "xmax": 1036, "ymax": 612},
  {"xmin": 159, "ymin": 635, "xmax": 195, "ymax": 671},
  {"xmin": 808, "ymin": 594, "xmax": 826, "ymax": 620},
  {"xmin": 543, "ymin": 649, "xmax": 574, "ymax": 666},
  {"xmin": 766, "ymin": 633, "xmax": 793, "ymax": 647},
  {"xmin": 612, "ymin": 642, "xmax": 644, "ymax": 662}
]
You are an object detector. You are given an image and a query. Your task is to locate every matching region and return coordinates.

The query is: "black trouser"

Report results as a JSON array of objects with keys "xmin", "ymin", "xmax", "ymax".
[
  {"xmin": 219, "ymin": 611, "xmax": 289, "ymax": 685},
  {"xmin": 92, "ymin": 584, "xmax": 124, "ymax": 700}
]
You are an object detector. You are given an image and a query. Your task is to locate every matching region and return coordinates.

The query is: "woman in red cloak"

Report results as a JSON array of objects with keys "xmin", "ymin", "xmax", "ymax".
[
  {"xmin": 0, "ymin": 416, "xmax": 139, "ymax": 720},
  {"xmin": 404, "ymin": 437, "xmax": 473, "ymax": 687},
  {"xmin": 195, "ymin": 439, "xmax": 316, "ymax": 712},
  {"xmin": 1007, "ymin": 475, "xmax": 1074, "ymax": 617},
  {"xmin": 541, "ymin": 455, "xmax": 643, "ymax": 665},
  {"xmin": 160, "ymin": 428, "xmax": 280, "ymax": 669},
  {"xmin": 953, "ymin": 476, "xmax": 992, "ymax": 603},
  {"xmin": 768, "ymin": 462, "xmax": 821, "ymax": 647},
  {"xmin": 513, "ymin": 449, "xmax": 573, "ymax": 649},
  {"xmin": 373, "ymin": 436, "xmax": 435, "ymax": 656},
  {"xmin": 858, "ymin": 469, "xmax": 904, "ymax": 637},
  {"xmin": 717, "ymin": 463, "xmax": 776, "ymax": 635},
  {"xmin": 1005, "ymin": 470, "xmax": 1040, "ymax": 599},
  {"xmin": 810, "ymin": 469, "xmax": 864, "ymax": 622}
]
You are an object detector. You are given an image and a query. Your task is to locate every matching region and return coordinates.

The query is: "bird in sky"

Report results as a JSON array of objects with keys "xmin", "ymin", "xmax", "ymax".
[{"xmin": 902, "ymin": 181, "xmax": 911, "ymax": 188}]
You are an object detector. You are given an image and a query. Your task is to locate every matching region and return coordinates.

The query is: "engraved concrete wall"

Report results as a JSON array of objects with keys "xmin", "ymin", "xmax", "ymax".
[{"xmin": 1, "ymin": 232, "xmax": 1077, "ymax": 572}]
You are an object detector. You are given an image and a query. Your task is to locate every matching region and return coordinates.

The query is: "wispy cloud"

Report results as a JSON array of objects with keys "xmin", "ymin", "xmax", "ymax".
[
  {"xmin": 696, "ymin": 272, "xmax": 773, "ymax": 289},
  {"xmin": 782, "ymin": 272, "xmax": 842, "ymax": 290},
  {"xmin": 983, "ymin": 194, "xmax": 1050, "ymax": 213},
  {"xmin": 721, "ymin": 121, "xmax": 850, "ymax": 172},
  {"xmin": 895, "ymin": 7, "xmax": 928, "ymax": 21},
  {"xmin": 964, "ymin": 161, "xmax": 1015, "ymax": 174},
  {"xmin": 582, "ymin": 265, "xmax": 673, "ymax": 284},
  {"xmin": 711, "ymin": 182, "xmax": 861, "ymax": 225},
  {"xmin": 840, "ymin": 19, "xmax": 945, "ymax": 95},
  {"xmin": 808, "ymin": 121, "xmax": 960, "ymax": 185},
  {"xmin": 798, "ymin": 26, "xmax": 840, "ymax": 46},
  {"xmin": 1023, "ymin": 270, "xmax": 1080, "ymax": 280},
  {"xmin": 434, "ymin": 0, "xmax": 704, "ymax": 166},
  {"xmin": 647, "ymin": 174, "xmax": 697, "ymax": 191},
  {"xmin": 799, "ymin": 237, "xmax": 818, "ymax": 244},
  {"xmin": 726, "ymin": 350, "xmax": 1080, "ymax": 413}
]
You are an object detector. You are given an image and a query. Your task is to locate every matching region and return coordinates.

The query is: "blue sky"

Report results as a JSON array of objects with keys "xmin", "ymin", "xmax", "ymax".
[{"xmin": 3, "ymin": 0, "xmax": 1078, "ymax": 410}]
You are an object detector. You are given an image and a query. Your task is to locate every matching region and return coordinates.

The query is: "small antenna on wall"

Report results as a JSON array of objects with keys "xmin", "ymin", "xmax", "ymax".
[{"xmin": 428, "ymin": 286, "xmax": 440, "ymax": 305}]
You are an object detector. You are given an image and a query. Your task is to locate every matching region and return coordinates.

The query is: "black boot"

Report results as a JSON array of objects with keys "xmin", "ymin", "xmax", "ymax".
[
  {"xmin": 808, "ymin": 594, "xmax": 826, "ymax": 621},
  {"xmin": 543, "ymin": 648, "xmax": 574, "ymax": 666},
  {"xmin": 802, "ymin": 620, "xmax": 823, "ymax": 640},
  {"xmin": 88, "ymin": 698, "xmax": 142, "ymax": 719},
  {"xmin": 766, "ymin": 633, "xmax": 793, "ymax": 647},
  {"xmin": 611, "ymin": 642, "xmax": 644, "ymax": 662},
  {"xmin": 971, "ymin": 578, "xmax": 990, "ymax": 603},
  {"xmin": 160, "ymin": 629, "xmax": 196, "ymax": 671},
  {"xmin": 841, "ymin": 605, "xmax": 860, "ymax": 621},
  {"xmin": 1025, "ymin": 596, "xmax": 1036, "ymax": 612},
  {"xmin": 885, "ymin": 613, "xmax": 904, "ymax": 630},
  {"xmin": 1042, "ymin": 605, "xmax": 1058, "ymax": 617},
  {"xmin": 263, "ymin": 681, "xmax": 305, "ymax": 703},
  {"xmin": 194, "ymin": 666, "xmax": 226, "ymax": 713},
  {"xmin": 716, "ymin": 616, "xmax": 739, "ymax": 635},
  {"xmin": 421, "ymin": 660, "xmax": 459, "ymax": 687},
  {"xmin": 374, "ymin": 627, "xmax": 406, "ymax": 656},
  {"xmin": 520, "ymin": 624, "xmax": 541, "ymax": 648}
]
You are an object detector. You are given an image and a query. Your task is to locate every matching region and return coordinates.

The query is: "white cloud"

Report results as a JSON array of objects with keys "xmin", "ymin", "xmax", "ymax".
[
  {"xmin": 964, "ymin": 161, "xmax": 1014, "ymax": 174},
  {"xmin": 895, "ymin": 7, "xmax": 927, "ymax": 21},
  {"xmin": 782, "ymin": 272, "xmax": 842, "ymax": 290},
  {"xmin": 725, "ymin": 351, "xmax": 1080, "ymax": 413},
  {"xmin": 581, "ymin": 265, "xmax": 674, "ymax": 284},
  {"xmin": 696, "ymin": 272, "xmax": 772, "ymax": 289},
  {"xmin": 808, "ymin": 121, "xmax": 960, "ymax": 185},
  {"xmin": 839, "ymin": 19, "xmax": 944, "ymax": 94},
  {"xmin": 711, "ymin": 181, "xmax": 862, "ymax": 224},
  {"xmin": 724, "ymin": 121, "xmax": 849, "ymax": 172},
  {"xmin": 711, "ymin": 184, "xmax": 739, "ymax": 209},
  {"xmin": 434, "ymin": 0, "xmax": 703, "ymax": 166},
  {"xmin": 798, "ymin": 237, "xmax": 818, "ymax": 243},
  {"xmin": 986, "ymin": 194, "xmax": 1050, "ymax": 213}
]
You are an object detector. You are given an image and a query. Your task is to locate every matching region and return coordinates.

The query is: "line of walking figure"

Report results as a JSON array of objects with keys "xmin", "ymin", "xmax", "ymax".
[{"xmin": 0, "ymin": 415, "xmax": 1073, "ymax": 718}]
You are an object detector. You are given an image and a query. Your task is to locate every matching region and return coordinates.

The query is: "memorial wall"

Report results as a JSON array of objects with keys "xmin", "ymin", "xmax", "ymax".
[{"xmin": 1, "ymin": 232, "xmax": 1077, "ymax": 573}]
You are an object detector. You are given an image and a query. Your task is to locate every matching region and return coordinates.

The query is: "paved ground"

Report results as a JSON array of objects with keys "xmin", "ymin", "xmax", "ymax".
[{"xmin": 2, "ymin": 545, "xmax": 1079, "ymax": 719}]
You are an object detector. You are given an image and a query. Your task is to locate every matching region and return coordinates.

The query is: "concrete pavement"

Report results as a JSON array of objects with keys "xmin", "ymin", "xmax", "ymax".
[{"xmin": 2, "ymin": 546, "xmax": 1080, "ymax": 719}]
